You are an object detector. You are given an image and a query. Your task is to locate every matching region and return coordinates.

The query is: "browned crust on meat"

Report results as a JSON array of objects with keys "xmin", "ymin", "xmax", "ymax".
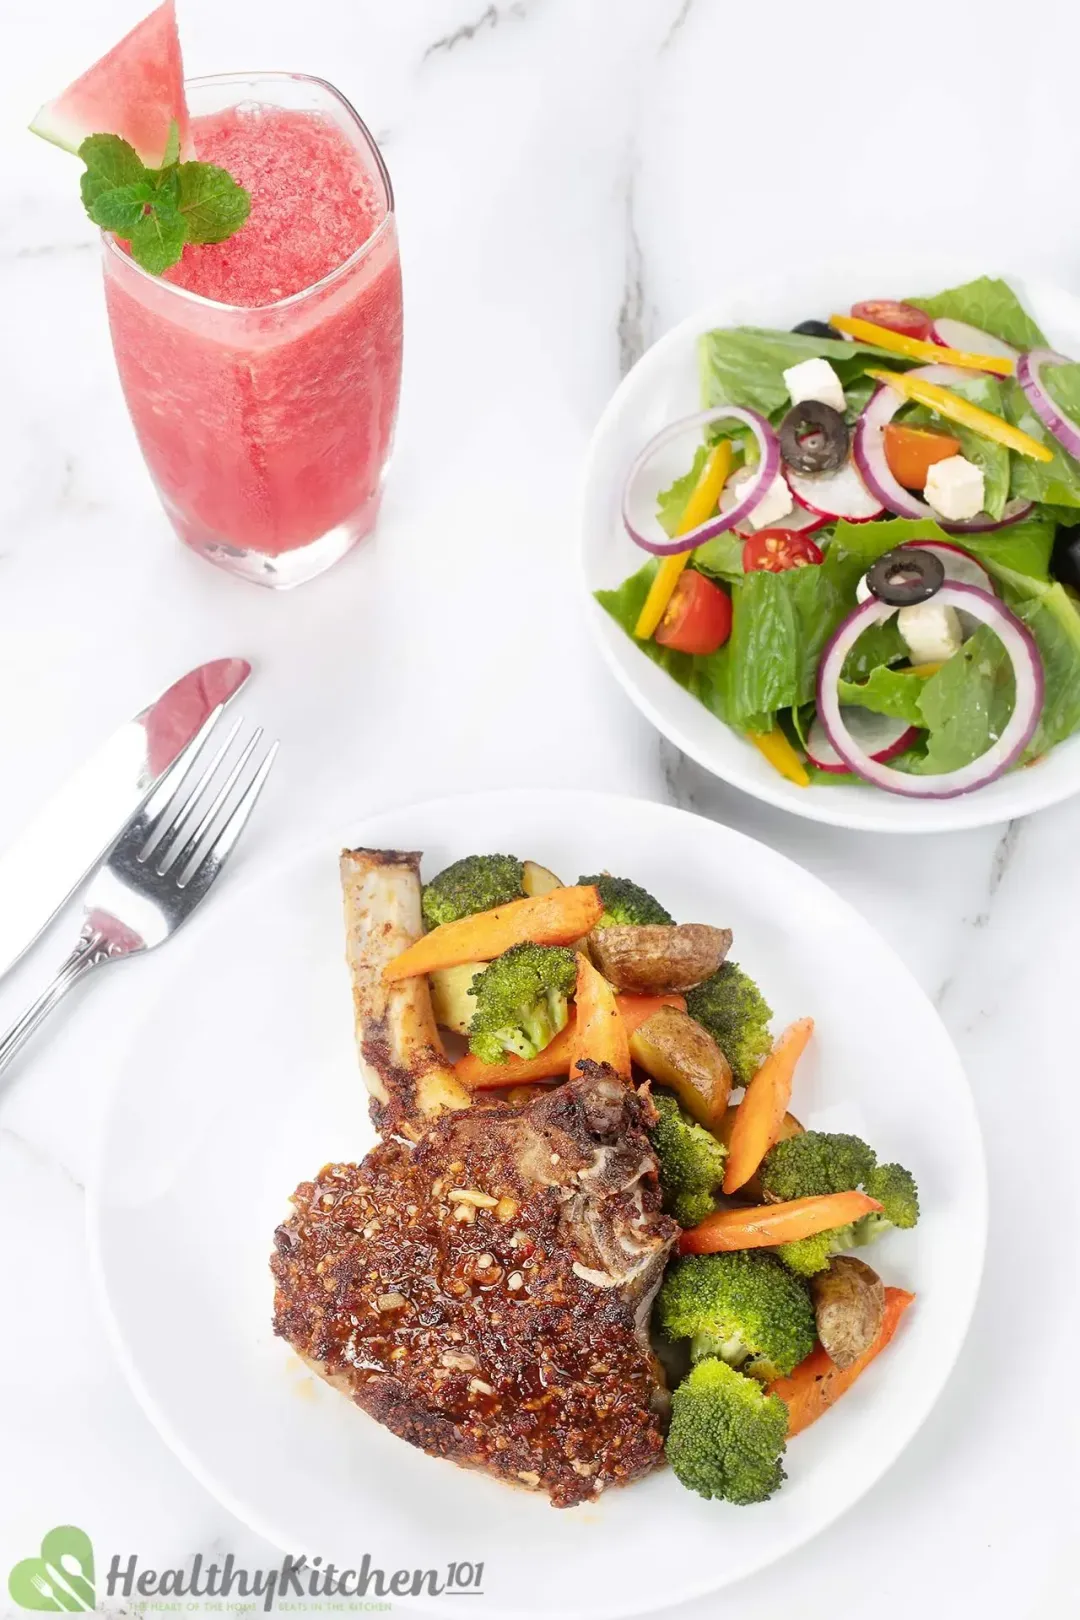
[{"xmin": 272, "ymin": 1067, "xmax": 677, "ymax": 1507}]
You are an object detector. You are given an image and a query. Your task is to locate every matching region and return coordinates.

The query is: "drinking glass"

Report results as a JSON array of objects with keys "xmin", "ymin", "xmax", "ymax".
[{"xmin": 102, "ymin": 73, "xmax": 403, "ymax": 588}]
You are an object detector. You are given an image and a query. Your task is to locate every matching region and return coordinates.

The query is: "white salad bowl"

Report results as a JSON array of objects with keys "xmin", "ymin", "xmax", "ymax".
[{"xmin": 581, "ymin": 263, "xmax": 1080, "ymax": 832}]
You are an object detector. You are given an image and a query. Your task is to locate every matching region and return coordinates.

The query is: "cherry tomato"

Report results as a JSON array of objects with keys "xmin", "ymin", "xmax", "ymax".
[
  {"xmin": 654, "ymin": 570, "xmax": 732, "ymax": 656},
  {"xmin": 850, "ymin": 299, "xmax": 933, "ymax": 341},
  {"xmin": 742, "ymin": 530, "xmax": 825, "ymax": 573},
  {"xmin": 882, "ymin": 423, "xmax": 962, "ymax": 489}
]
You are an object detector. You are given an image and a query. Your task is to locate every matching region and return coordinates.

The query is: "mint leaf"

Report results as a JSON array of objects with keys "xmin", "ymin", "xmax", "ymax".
[
  {"xmin": 174, "ymin": 161, "xmax": 251, "ymax": 244},
  {"xmin": 129, "ymin": 203, "xmax": 187, "ymax": 274},
  {"xmin": 76, "ymin": 129, "xmax": 250, "ymax": 275},
  {"xmin": 85, "ymin": 179, "xmax": 156, "ymax": 233},
  {"xmin": 79, "ymin": 133, "xmax": 145, "ymax": 211}
]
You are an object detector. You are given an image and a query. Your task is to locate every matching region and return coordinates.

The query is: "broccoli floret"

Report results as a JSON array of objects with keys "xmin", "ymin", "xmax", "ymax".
[
  {"xmin": 467, "ymin": 943, "xmax": 577, "ymax": 1065},
  {"xmin": 758, "ymin": 1131, "xmax": 877, "ymax": 1203},
  {"xmin": 577, "ymin": 873, "xmax": 673, "ymax": 928},
  {"xmin": 775, "ymin": 1227, "xmax": 856, "ymax": 1277},
  {"xmin": 858, "ymin": 1162, "xmax": 920, "ymax": 1239},
  {"xmin": 685, "ymin": 962, "xmax": 773, "ymax": 1088},
  {"xmin": 650, "ymin": 1092, "xmax": 727, "ymax": 1227},
  {"xmin": 760, "ymin": 1135, "xmax": 920, "ymax": 1276},
  {"xmin": 666, "ymin": 1357, "xmax": 788, "ymax": 1504},
  {"xmin": 422, "ymin": 854, "xmax": 525, "ymax": 930},
  {"xmin": 655, "ymin": 1251, "xmax": 815, "ymax": 1379}
]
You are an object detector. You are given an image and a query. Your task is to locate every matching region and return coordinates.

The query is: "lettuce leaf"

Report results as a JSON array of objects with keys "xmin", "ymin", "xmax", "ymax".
[
  {"xmin": 907, "ymin": 277, "xmax": 1047, "ymax": 350},
  {"xmin": 725, "ymin": 563, "xmax": 852, "ymax": 728},
  {"xmin": 656, "ymin": 445, "xmax": 710, "ymax": 538},
  {"xmin": 698, "ymin": 327, "xmax": 901, "ymax": 419},
  {"xmin": 1003, "ymin": 378, "xmax": 1080, "ymax": 508},
  {"xmin": 911, "ymin": 626, "xmax": 1016, "ymax": 775},
  {"xmin": 837, "ymin": 665, "xmax": 929, "ymax": 725},
  {"xmin": 1004, "ymin": 582, "xmax": 1080, "ymax": 756}
]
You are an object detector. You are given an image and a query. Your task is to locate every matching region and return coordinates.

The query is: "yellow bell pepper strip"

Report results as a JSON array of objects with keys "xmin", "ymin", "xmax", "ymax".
[
  {"xmin": 634, "ymin": 440, "xmax": 734, "ymax": 639},
  {"xmin": 866, "ymin": 369, "xmax": 1053, "ymax": 462},
  {"xmin": 901, "ymin": 662, "xmax": 944, "ymax": 677},
  {"xmin": 829, "ymin": 313, "xmax": 1015, "ymax": 377},
  {"xmin": 749, "ymin": 728, "xmax": 809, "ymax": 787}
]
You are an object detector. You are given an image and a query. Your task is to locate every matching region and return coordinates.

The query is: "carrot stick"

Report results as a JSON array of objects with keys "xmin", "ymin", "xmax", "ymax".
[
  {"xmin": 677, "ymin": 1190, "xmax": 882, "ymax": 1255},
  {"xmin": 384, "ymin": 886, "xmax": 603, "ymax": 982},
  {"xmin": 723, "ymin": 1016, "xmax": 814, "ymax": 1194},
  {"xmin": 569, "ymin": 953, "xmax": 631, "ymax": 1079},
  {"xmin": 767, "ymin": 1286, "xmax": 915, "ymax": 1437},
  {"xmin": 455, "ymin": 994, "xmax": 684, "ymax": 1089}
]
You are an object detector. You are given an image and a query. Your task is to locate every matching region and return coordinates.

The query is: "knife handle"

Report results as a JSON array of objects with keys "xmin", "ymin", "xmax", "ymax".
[{"xmin": 0, "ymin": 924, "xmax": 120, "ymax": 1079}]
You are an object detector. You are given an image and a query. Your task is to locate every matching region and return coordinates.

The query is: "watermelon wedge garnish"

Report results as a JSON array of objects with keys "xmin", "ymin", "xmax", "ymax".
[{"xmin": 30, "ymin": 0, "xmax": 192, "ymax": 167}]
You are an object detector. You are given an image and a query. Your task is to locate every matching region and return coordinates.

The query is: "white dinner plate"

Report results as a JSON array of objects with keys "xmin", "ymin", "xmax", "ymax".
[
  {"xmin": 88, "ymin": 789, "xmax": 986, "ymax": 1619},
  {"xmin": 580, "ymin": 260, "xmax": 1080, "ymax": 832}
]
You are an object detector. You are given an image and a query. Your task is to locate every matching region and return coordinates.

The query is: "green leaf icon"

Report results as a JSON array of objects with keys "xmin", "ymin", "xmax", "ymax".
[{"xmin": 8, "ymin": 1527, "xmax": 94, "ymax": 1612}]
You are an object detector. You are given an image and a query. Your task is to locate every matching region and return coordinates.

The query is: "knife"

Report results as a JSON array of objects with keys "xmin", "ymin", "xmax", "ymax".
[{"xmin": 0, "ymin": 657, "xmax": 251, "ymax": 983}]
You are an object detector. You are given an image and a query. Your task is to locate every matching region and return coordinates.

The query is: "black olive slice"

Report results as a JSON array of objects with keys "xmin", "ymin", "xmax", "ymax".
[
  {"xmin": 865, "ymin": 547, "xmax": 945, "ymax": 608},
  {"xmin": 779, "ymin": 402, "xmax": 850, "ymax": 474},
  {"xmin": 791, "ymin": 319, "xmax": 841, "ymax": 340},
  {"xmin": 1051, "ymin": 524, "xmax": 1080, "ymax": 592}
]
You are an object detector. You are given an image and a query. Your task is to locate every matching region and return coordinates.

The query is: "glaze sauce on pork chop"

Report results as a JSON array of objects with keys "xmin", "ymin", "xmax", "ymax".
[{"xmin": 272, "ymin": 1064, "xmax": 677, "ymax": 1506}]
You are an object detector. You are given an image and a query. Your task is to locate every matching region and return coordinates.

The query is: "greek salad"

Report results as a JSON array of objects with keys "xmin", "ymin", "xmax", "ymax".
[{"xmin": 597, "ymin": 278, "xmax": 1080, "ymax": 798}]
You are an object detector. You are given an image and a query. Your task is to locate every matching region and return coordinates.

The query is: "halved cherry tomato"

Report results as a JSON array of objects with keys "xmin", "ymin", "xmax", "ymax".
[
  {"xmin": 654, "ymin": 570, "xmax": 732, "ymax": 655},
  {"xmin": 742, "ymin": 530, "xmax": 824, "ymax": 574},
  {"xmin": 882, "ymin": 422, "xmax": 962, "ymax": 489},
  {"xmin": 851, "ymin": 299, "xmax": 932, "ymax": 342}
]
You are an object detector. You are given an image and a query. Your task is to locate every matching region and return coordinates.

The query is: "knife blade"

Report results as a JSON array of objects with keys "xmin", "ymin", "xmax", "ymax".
[{"xmin": 0, "ymin": 657, "xmax": 251, "ymax": 982}]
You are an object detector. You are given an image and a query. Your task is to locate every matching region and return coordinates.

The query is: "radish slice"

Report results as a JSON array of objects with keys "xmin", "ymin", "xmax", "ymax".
[
  {"xmin": 806, "ymin": 710, "xmax": 920, "ymax": 773},
  {"xmin": 721, "ymin": 478, "xmax": 827, "ymax": 537},
  {"xmin": 856, "ymin": 540, "xmax": 993, "ymax": 604},
  {"xmin": 623, "ymin": 407, "xmax": 780, "ymax": 556},
  {"xmin": 816, "ymin": 583, "xmax": 1043, "ymax": 798},
  {"xmin": 784, "ymin": 460, "xmax": 884, "ymax": 522},
  {"xmin": 930, "ymin": 318, "xmax": 1019, "ymax": 363},
  {"xmin": 1016, "ymin": 348, "xmax": 1080, "ymax": 461},
  {"xmin": 854, "ymin": 364, "xmax": 1033, "ymax": 532}
]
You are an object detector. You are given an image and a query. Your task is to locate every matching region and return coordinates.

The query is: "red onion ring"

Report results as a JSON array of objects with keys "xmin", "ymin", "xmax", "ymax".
[
  {"xmin": 854, "ymin": 364, "xmax": 1033, "ymax": 532},
  {"xmin": 815, "ymin": 582, "xmax": 1043, "ymax": 798},
  {"xmin": 1016, "ymin": 348, "xmax": 1080, "ymax": 461},
  {"xmin": 622, "ymin": 407, "xmax": 780, "ymax": 556}
]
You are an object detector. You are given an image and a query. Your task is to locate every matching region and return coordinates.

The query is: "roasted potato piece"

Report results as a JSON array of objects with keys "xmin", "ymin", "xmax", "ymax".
[
  {"xmin": 811, "ymin": 1256, "xmax": 885, "ymax": 1370},
  {"xmin": 428, "ymin": 962, "xmax": 484, "ymax": 1035},
  {"xmin": 716, "ymin": 1104, "xmax": 803, "ymax": 1202},
  {"xmin": 522, "ymin": 860, "xmax": 563, "ymax": 897},
  {"xmin": 588, "ymin": 923, "xmax": 732, "ymax": 994},
  {"xmin": 629, "ymin": 1006, "xmax": 732, "ymax": 1130}
]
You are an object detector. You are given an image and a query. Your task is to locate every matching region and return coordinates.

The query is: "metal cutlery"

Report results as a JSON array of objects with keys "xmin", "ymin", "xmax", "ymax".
[
  {"xmin": 0, "ymin": 711, "xmax": 277, "ymax": 1079},
  {"xmin": 0, "ymin": 657, "xmax": 250, "ymax": 984}
]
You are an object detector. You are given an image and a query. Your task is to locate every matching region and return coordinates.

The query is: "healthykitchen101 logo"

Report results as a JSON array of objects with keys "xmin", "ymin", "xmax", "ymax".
[{"xmin": 9, "ymin": 1525, "xmax": 486, "ymax": 1612}]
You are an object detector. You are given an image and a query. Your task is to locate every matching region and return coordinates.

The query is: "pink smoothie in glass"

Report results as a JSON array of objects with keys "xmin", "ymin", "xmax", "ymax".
[{"xmin": 103, "ymin": 88, "xmax": 403, "ymax": 579}]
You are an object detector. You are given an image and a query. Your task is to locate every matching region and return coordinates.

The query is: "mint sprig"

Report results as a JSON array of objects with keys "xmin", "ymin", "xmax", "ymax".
[{"xmin": 78, "ymin": 123, "xmax": 250, "ymax": 275}]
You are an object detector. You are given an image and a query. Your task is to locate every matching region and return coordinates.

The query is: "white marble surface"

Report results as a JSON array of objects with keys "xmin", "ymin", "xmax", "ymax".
[{"xmin": 2, "ymin": 0, "xmax": 1079, "ymax": 1614}]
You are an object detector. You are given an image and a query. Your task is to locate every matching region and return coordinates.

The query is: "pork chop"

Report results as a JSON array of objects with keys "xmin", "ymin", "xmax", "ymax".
[{"xmin": 272, "ymin": 1061, "xmax": 678, "ymax": 1506}]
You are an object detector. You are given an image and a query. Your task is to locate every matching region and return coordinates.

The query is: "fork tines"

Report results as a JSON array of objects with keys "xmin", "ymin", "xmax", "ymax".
[{"xmin": 138, "ymin": 717, "xmax": 278, "ymax": 890}]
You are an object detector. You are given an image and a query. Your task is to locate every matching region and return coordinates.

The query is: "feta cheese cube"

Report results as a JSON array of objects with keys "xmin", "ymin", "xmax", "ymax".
[
  {"xmin": 782, "ymin": 356, "xmax": 846, "ymax": 415},
  {"xmin": 924, "ymin": 455, "xmax": 985, "ymax": 522},
  {"xmin": 742, "ymin": 470, "xmax": 794, "ymax": 531},
  {"xmin": 897, "ymin": 599, "xmax": 964, "ymax": 665}
]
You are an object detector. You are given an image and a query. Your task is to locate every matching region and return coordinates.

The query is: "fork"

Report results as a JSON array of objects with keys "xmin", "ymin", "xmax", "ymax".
[{"xmin": 0, "ymin": 715, "xmax": 278, "ymax": 1078}]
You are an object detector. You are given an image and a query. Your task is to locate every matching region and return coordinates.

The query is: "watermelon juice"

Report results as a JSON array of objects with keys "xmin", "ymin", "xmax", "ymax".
[{"xmin": 102, "ymin": 74, "xmax": 402, "ymax": 587}]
